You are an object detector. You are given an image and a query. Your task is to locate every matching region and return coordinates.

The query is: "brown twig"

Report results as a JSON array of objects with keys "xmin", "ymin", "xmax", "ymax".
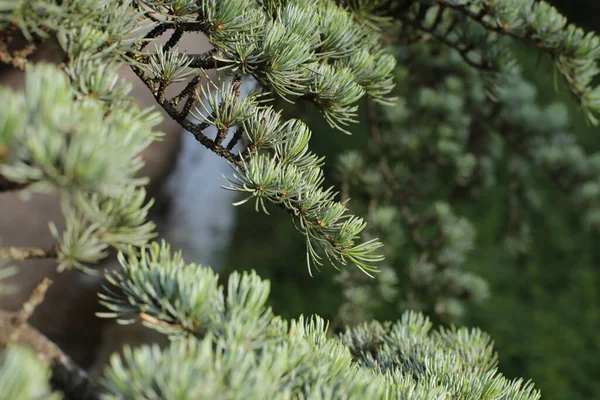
[
  {"xmin": 9, "ymin": 278, "xmax": 53, "ymax": 343},
  {"xmin": 129, "ymin": 63, "xmax": 240, "ymax": 164},
  {"xmin": 140, "ymin": 312, "xmax": 184, "ymax": 330},
  {"xmin": 189, "ymin": 49, "xmax": 226, "ymax": 69},
  {"xmin": 163, "ymin": 28, "xmax": 184, "ymax": 52},
  {"xmin": 0, "ymin": 174, "xmax": 29, "ymax": 192},
  {"xmin": 0, "ymin": 279, "xmax": 105, "ymax": 399},
  {"xmin": 0, "ymin": 310, "xmax": 105, "ymax": 400},
  {"xmin": 226, "ymin": 127, "xmax": 245, "ymax": 151},
  {"xmin": 0, "ymin": 245, "xmax": 58, "ymax": 261}
]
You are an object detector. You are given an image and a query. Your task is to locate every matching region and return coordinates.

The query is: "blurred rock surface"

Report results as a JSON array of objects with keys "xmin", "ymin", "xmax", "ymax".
[{"xmin": 0, "ymin": 32, "xmax": 212, "ymax": 371}]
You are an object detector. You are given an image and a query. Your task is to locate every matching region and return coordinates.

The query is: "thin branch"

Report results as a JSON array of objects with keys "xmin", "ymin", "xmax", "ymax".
[
  {"xmin": 189, "ymin": 49, "xmax": 227, "ymax": 69},
  {"xmin": 133, "ymin": 23, "xmax": 170, "ymax": 53},
  {"xmin": 0, "ymin": 245, "xmax": 58, "ymax": 261},
  {"xmin": 156, "ymin": 80, "xmax": 167, "ymax": 103},
  {"xmin": 0, "ymin": 174, "xmax": 29, "ymax": 192},
  {"xmin": 171, "ymin": 75, "xmax": 202, "ymax": 107},
  {"xmin": 129, "ymin": 63, "xmax": 240, "ymax": 164},
  {"xmin": 397, "ymin": 7, "xmax": 496, "ymax": 72},
  {"xmin": 163, "ymin": 28, "xmax": 183, "ymax": 52},
  {"xmin": 432, "ymin": 0, "xmax": 564, "ymax": 55},
  {"xmin": 180, "ymin": 86, "xmax": 199, "ymax": 118},
  {"xmin": 0, "ymin": 310, "xmax": 105, "ymax": 400},
  {"xmin": 226, "ymin": 127, "xmax": 244, "ymax": 151},
  {"xmin": 0, "ymin": 277, "xmax": 105, "ymax": 399},
  {"xmin": 175, "ymin": 20, "xmax": 211, "ymax": 33},
  {"xmin": 215, "ymin": 74, "xmax": 242, "ymax": 145},
  {"xmin": 9, "ymin": 278, "xmax": 53, "ymax": 343}
]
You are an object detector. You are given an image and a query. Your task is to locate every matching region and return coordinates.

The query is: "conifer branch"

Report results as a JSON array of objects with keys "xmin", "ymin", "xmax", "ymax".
[
  {"xmin": 98, "ymin": 243, "xmax": 540, "ymax": 399},
  {"xmin": 433, "ymin": 0, "xmax": 572, "ymax": 53},
  {"xmin": 399, "ymin": 7, "xmax": 496, "ymax": 71},
  {"xmin": 189, "ymin": 49, "xmax": 227, "ymax": 69},
  {"xmin": 387, "ymin": 0, "xmax": 600, "ymax": 123},
  {"xmin": 226, "ymin": 127, "xmax": 244, "ymax": 151},
  {"xmin": 0, "ymin": 277, "xmax": 104, "ymax": 399},
  {"xmin": 0, "ymin": 245, "xmax": 58, "ymax": 261},
  {"xmin": 10, "ymin": 278, "xmax": 53, "ymax": 341},
  {"xmin": 0, "ymin": 310, "xmax": 104, "ymax": 400},
  {"xmin": 163, "ymin": 28, "xmax": 184, "ymax": 53},
  {"xmin": 0, "ymin": 174, "xmax": 29, "ymax": 192},
  {"xmin": 128, "ymin": 63, "xmax": 240, "ymax": 164},
  {"xmin": 2, "ymin": 0, "xmax": 586, "ymax": 395}
]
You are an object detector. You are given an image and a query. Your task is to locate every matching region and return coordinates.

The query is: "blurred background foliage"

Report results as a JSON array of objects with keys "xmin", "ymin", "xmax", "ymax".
[{"xmin": 221, "ymin": 1, "xmax": 600, "ymax": 399}]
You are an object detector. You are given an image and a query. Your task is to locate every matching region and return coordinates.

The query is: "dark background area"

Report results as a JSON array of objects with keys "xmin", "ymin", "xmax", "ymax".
[{"xmin": 222, "ymin": 2, "xmax": 600, "ymax": 399}]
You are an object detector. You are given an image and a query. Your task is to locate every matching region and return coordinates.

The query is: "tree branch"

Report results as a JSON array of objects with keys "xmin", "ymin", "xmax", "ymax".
[
  {"xmin": 394, "ymin": 4, "xmax": 497, "ymax": 72},
  {"xmin": 0, "ymin": 310, "xmax": 105, "ymax": 400},
  {"xmin": 215, "ymin": 74, "xmax": 242, "ymax": 145},
  {"xmin": 8, "ymin": 278, "xmax": 52, "ymax": 343},
  {"xmin": 188, "ymin": 49, "xmax": 227, "ymax": 69},
  {"xmin": 0, "ymin": 245, "xmax": 58, "ymax": 261},
  {"xmin": 0, "ymin": 278, "xmax": 105, "ymax": 399},
  {"xmin": 0, "ymin": 174, "xmax": 29, "ymax": 192},
  {"xmin": 129, "ymin": 63, "xmax": 241, "ymax": 164}
]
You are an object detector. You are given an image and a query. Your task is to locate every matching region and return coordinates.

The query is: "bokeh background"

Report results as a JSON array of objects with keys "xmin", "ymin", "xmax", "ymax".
[{"xmin": 218, "ymin": 2, "xmax": 600, "ymax": 398}]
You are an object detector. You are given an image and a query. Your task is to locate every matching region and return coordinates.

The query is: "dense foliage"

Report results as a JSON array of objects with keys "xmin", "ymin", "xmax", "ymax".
[{"xmin": 223, "ymin": 2, "xmax": 600, "ymax": 399}]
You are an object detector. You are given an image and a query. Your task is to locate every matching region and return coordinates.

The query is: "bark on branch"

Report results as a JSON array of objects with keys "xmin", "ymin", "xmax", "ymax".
[
  {"xmin": 0, "ymin": 278, "xmax": 105, "ymax": 399},
  {"xmin": 0, "ymin": 245, "xmax": 58, "ymax": 261},
  {"xmin": 0, "ymin": 174, "xmax": 29, "ymax": 192},
  {"xmin": 0, "ymin": 310, "xmax": 105, "ymax": 399}
]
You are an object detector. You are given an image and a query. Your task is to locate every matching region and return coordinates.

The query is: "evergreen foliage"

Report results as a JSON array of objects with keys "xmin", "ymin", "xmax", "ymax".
[
  {"xmin": 0, "ymin": 266, "xmax": 59, "ymax": 399},
  {"xmin": 1, "ymin": 0, "xmax": 600, "ymax": 397},
  {"xmin": 392, "ymin": 0, "xmax": 600, "ymax": 123},
  {"xmin": 0, "ymin": 346, "xmax": 59, "ymax": 400},
  {"xmin": 100, "ymin": 243, "xmax": 540, "ymax": 400},
  {"xmin": 334, "ymin": 38, "xmax": 600, "ymax": 324}
]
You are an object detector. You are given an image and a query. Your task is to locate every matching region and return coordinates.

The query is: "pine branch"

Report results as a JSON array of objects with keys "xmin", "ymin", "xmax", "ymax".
[
  {"xmin": 226, "ymin": 127, "xmax": 244, "ymax": 151},
  {"xmin": 0, "ymin": 174, "xmax": 29, "ymax": 192},
  {"xmin": 99, "ymin": 244, "xmax": 539, "ymax": 399},
  {"xmin": 0, "ymin": 245, "xmax": 58, "ymax": 261},
  {"xmin": 399, "ymin": 7, "xmax": 496, "ymax": 71},
  {"xmin": 189, "ymin": 49, "xmax": 227, "ymax": 69},
  {"xmin": 0, "ymin": 278, "xmax": 104, "ymax": 399},
  {"xmin": 0, "ymin": 310, "xmax": 104, "ymax": 400},
  {"xmin": 390, "ymin": 1, "xmax": 507, "ymax": 76},
  {"xmin": 171, "ymin": 75, "xmax": 202, "ymax": 107},
  {"xmin": 129, "ymin": 63, "xmax": 240, "ymax": 164},
  {"xmin": 8, "ymin": 278, "xmax": 53, "ymax": 343},
  {"xmin": 429, "ymin": 0, "xmax": 600, "ymax": 122},
  {"xmin": 215, "ymin": 74, "xmax": 242, "ymax": 145},
  {"xmin": 163, "ymin": 28, "xmax": 184, "ymax": 53},
  {"xmin": 434, "ymin": 1, "xmax": 566, "ymax": 52}
]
